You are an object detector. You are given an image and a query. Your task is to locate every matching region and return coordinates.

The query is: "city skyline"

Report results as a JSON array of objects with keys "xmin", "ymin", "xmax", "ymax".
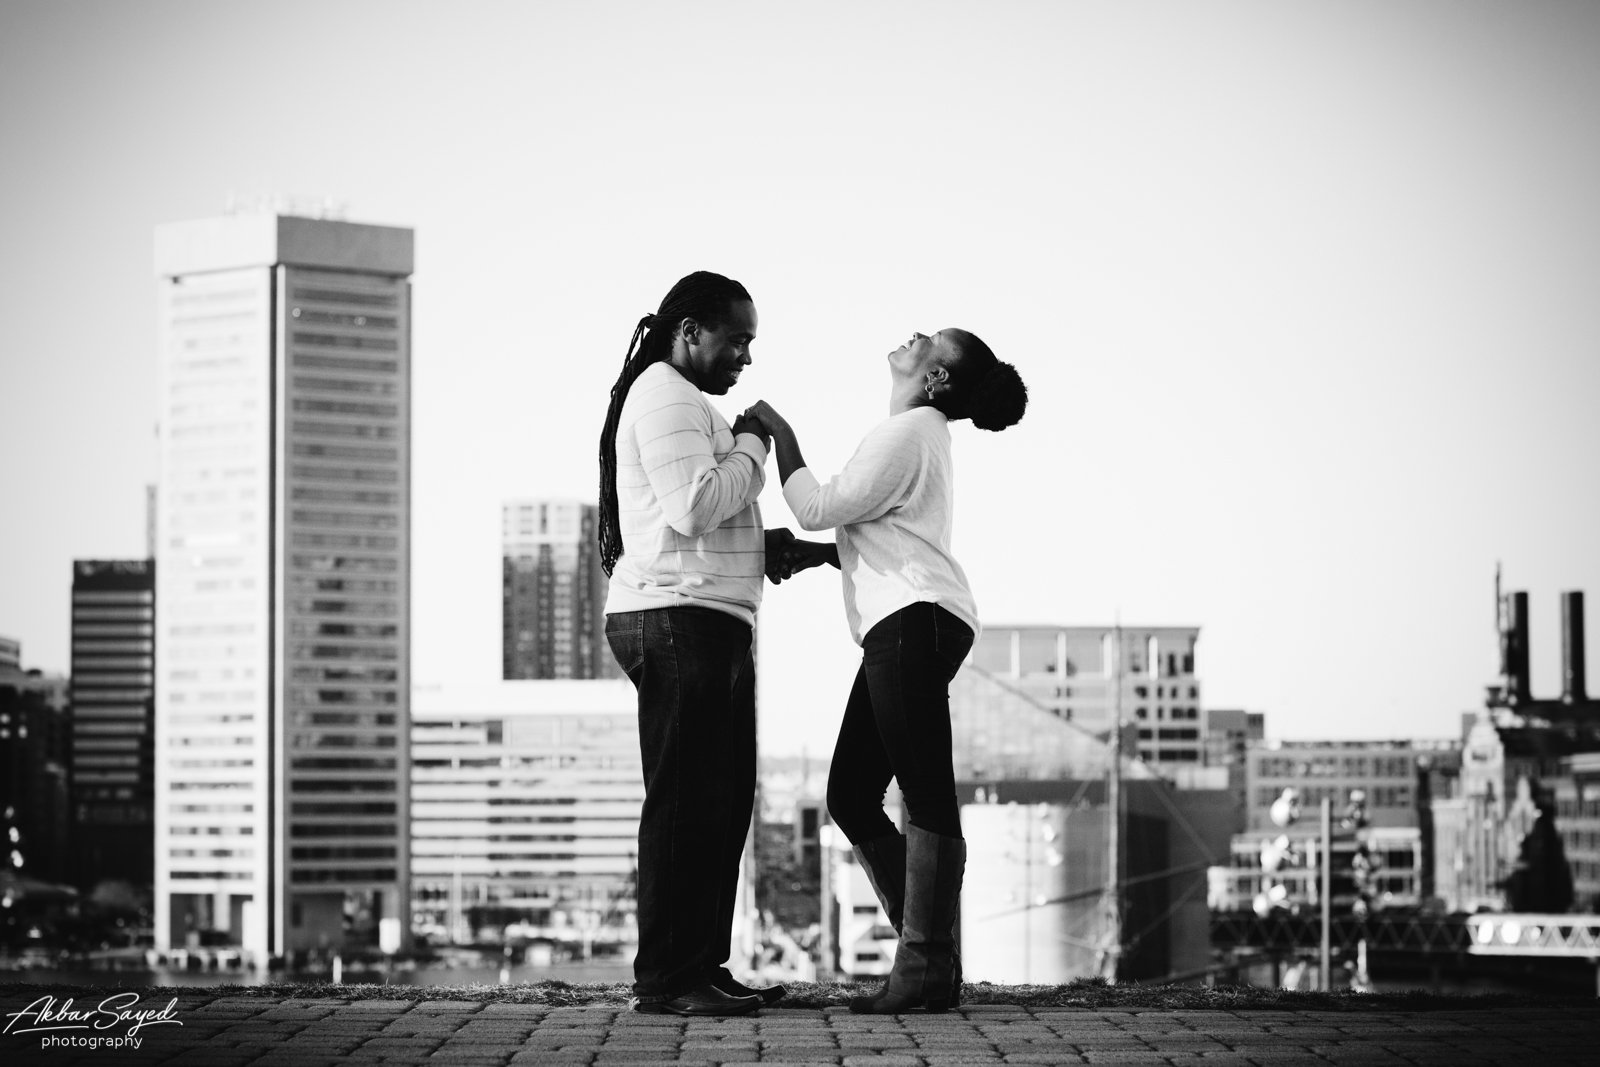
[{"xmin": 2, "ymin": 1, "xmax": 1598, "ymax": 759}]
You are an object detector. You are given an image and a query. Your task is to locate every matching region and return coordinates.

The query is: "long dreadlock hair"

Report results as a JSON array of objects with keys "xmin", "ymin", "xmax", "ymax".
[{"xmin": 597, "ymin": 270, "xmax": 752, "ymax": 576}]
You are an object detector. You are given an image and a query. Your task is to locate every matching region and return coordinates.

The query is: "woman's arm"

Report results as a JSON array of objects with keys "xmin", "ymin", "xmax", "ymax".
[
  {"xmin": 745, "ymin": 400, "xmax": 806, "ymax": 485},
  {"xmin": 744, "ymin": 400, "xmax": 920, "ymax": 533}
]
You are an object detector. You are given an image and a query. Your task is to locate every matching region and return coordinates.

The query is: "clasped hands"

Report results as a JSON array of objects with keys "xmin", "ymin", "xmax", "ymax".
[
  {"xmin": 735, "ymin": 401, "xmax": 831, "ymax": 585},
  {"xmin": 730, "ymin": 399, "xmax": 787, "ymax": 450},
  {"xmin": 764, "ymin": 527, "xmax": 834, "ymax": 585}
]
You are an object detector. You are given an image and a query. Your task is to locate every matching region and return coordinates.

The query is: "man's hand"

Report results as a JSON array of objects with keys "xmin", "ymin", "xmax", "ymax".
[
  {"xmin": 765, "ymin": 528, "xmax": 797, "ymax": 583},
  {"xmin": 731, "ymin": 411, "xmax": 771, "ymax": 450},
  {"xmin": 765, "ymin": 527, "xmax": 839, "ymax": 584}
]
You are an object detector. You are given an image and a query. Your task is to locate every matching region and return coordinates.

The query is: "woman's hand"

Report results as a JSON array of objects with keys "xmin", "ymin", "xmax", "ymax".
[
  {"xmin": 744, "ymin": 400, "xmax": 789, "ymax": 438},
  {"xmin": 742, "ymin": 400, "xmax": 806, "ymax": 485},
  {"xmin": 731, "ymin": 410, "xmax": 771, "ymax": 450}
]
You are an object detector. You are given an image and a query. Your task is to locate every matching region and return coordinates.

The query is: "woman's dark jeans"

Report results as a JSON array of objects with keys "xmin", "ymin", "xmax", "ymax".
[
  {"xmin": 827, "ymin": 602, "xmax": 975, "ymax": 843},
  {"xmin": 606, "ymin": 607, "xmax": 757, "ymax": 1000}
]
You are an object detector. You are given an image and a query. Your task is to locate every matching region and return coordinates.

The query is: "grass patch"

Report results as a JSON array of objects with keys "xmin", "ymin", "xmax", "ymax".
[{"xmin": 2, "ymin": 976, "xmax": 1592, "ymax": 1012}]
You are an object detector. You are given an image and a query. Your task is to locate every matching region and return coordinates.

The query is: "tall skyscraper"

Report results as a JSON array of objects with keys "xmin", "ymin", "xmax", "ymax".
[
  {"xmin": 502, "ymin": 499, "xmax": 617, "ymax": 679},
  {"xmin": 69, "ymin": 559, "xmax": 157, "ymax": 888},
  {"xmin": 153, "ymin": 213, "xmax": 413, "ymax": 962}
]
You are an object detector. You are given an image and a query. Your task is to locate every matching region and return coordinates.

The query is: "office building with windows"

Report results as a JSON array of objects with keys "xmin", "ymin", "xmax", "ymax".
[
  {"xmin": 1, "ymin": 646, "xmax": 71, "ymax": 885},
  {"xmin": 963, "ymin": 625, "xmax": 1207, "ymax": 771},
  {"xmin": 502, "ymin": 499, "xmax": 616, "ymax": 680},
  {"xmin": 70, "ymin": 559, "xmax": 157, "ymax": 888},
  {"xmin": 410, "ymin": 680, "xmax": 642, "ymax": 948},
  {"xmin": 153, "ymin": 212, "xmax": 413, "ymax": 962}
]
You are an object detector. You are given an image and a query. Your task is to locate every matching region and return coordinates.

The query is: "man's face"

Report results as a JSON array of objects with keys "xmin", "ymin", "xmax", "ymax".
[{"xmin": 686, "ymin": 299, "xmax": 757, "ymax": 395}]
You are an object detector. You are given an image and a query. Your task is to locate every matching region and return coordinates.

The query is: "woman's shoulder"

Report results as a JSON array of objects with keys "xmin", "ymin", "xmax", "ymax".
[
  {"xmin": 854, "ymin": 408, "xmax": 947, "ymax": 463},
  {"xmin": 897, "ymin": 406, "xmax": 951, "ymax": 443}
]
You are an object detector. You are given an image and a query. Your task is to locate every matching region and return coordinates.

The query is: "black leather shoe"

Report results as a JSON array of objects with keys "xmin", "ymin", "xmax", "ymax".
[
  {"xmin": 712, "ymin": 968, "xmax": 788, "ymax": 1006},
  {"xmin": 632, "ymin": 983, "xmax": 762, "ymax": 1016}
]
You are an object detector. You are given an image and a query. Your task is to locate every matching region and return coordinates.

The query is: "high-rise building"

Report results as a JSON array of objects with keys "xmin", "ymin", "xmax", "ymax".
[
  {"xmin": 69, "ymin": 559, "xmax": 157, "ymax": 888},
  {"xmin": 410, "ymin": 680, "xmax": 642, "ymax": 946},
  {"xmin": 153, "ymin": 212, "xmax": 413, "ymax": 963},
  {"xmin": 502, "ymin": 499, "xmax": 617, "ymax": 680}
]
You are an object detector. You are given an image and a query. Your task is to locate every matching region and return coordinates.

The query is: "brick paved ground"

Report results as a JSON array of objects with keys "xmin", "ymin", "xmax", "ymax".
[{"xmin": 3, "ymin": 992, "xmax": 1598, "ymax": 1066}]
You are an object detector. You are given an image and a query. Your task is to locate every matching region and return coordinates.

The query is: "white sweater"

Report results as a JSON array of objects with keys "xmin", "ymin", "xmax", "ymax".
[
  {"xmin": 782, "ymin": 406, "xmax": 979, "ymax": 646},
  {"xmin": 605, "ymin": 362, "xmax": 768, "ymax": 626}
]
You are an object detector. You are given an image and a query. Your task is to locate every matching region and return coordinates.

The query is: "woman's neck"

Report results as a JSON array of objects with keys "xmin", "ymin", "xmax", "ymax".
[{"xmin": 890, "ymin": 384, "xmax": 938, "ymax": 417}]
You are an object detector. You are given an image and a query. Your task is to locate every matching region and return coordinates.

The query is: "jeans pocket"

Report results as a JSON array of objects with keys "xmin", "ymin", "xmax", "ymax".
[
  {"xmin": 933, "ymin": 610, "xmax": 975, "ymax": 680},
  {"xmin": 605, "ymin": 614, "xmax": 645, "ymax": 675}
]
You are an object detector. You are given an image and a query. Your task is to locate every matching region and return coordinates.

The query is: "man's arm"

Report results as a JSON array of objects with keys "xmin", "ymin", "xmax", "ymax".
[{"xmin": 633, "ymin": 380, "xmax": 767, "ymax": 537}]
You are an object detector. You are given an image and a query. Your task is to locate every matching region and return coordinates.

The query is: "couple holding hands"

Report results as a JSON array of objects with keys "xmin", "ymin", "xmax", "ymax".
[{"xmin": 597, "ymin": 271, "xmax": 1028, "ymax": 1016}]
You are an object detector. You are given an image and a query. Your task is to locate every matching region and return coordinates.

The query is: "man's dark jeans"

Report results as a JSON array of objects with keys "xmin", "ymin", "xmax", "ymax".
[
  {"xmin": 827, "ymin": 602, "xmax": 974, "ymax": 843},
  {"xmin": 607, "ymin": 606, "xmax": 757, "ymax": 1000}
]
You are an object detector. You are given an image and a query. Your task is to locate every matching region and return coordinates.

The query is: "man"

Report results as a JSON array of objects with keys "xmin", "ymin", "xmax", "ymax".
[{"xmin": 596, "ymin": 271, "xmax": 829, "ymax": 1015}]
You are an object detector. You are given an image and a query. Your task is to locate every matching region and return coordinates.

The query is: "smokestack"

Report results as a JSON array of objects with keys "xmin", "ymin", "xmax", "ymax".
[
  {"xmin": 1562, "ymin": 591, "xmax": 1587, "ymax": 704},
  {"xmin": 1507, "ymin": 591, "xmax": 1531, "ymax": 705}
]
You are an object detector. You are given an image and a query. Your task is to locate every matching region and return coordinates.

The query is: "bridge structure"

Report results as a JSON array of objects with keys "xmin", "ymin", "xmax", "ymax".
[{"xmin": 1209, "ymin": 910, "xmax": 1600, "ymax": 993}]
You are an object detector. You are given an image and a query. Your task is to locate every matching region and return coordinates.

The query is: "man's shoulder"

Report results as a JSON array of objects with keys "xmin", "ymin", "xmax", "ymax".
[
  {"xmin": 635, "ymin": 361, "xmax": 694, "ymax": 392},
  {"xmin": 627, "ymin": 362, "xmax": 706, "ymax": 414}
]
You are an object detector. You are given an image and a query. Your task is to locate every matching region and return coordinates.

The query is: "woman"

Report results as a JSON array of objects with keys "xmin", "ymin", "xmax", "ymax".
[{"xmin": 745, "ymin": 327, "xmax": 1027, "ymax": 1014}]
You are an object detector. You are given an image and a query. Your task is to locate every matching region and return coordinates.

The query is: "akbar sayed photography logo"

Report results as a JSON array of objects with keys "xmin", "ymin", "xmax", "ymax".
[{"xmin": 4, "ymin": 992, "xmax": 183, "ymax": 1053}]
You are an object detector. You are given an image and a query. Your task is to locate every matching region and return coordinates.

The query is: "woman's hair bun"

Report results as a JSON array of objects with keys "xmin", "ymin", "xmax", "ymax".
[{"xmin": 967, "ymin": 360, "xmax": 1028, "ymax": 431}]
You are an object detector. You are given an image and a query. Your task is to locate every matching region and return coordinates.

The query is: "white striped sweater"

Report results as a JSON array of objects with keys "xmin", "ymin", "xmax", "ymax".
[{"xmin": 605, "ymin": 361, "xmax": 768, "ymax": 626}]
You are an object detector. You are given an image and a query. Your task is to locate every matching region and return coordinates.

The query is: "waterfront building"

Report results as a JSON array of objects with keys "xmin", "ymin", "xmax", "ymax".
[
  {"xmin": 949, "ymin": 658, "xmax": 1233, "ymax": 982},
  {"xmin": 1555, "ymin": 752, "xmax": 1600, "ymax": 912},
  {"xmin": 502, "ymin": 500, "xmax": 617, "ymax": 680},
  {"xmin": 410, "ymin": 680, "xmax": 642, "ymax": 948},
  {"xmin": 1429, "ymin": 587, "xmax": 1599, "ymax": 913},
  {"xmin": 0, "ymin": 646, "xmax": 71, "ymax": 885},
  {"xmin": 1206, "ymin": 737, "xmax": 1454, "ymax": 915},
  {"xmin": 966, "ymin": 624, "xmax": 1214, "ymax": 773},
  {"xmin": 1245, "ymin": 739, "xmax": 1450, "ymax": 833},
  {"xmin": 153, "ymin": 212, "xmax": 414, "ymax": 962},
  {"xmin": 69, "ymin": 559, "xmax": 157, "ymax": 888}
]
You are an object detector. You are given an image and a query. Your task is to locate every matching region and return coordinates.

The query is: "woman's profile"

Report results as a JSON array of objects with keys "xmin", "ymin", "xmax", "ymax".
[{"xmin": 745, "ymin": 326, "xmax": 1027, "ymax": 1013}]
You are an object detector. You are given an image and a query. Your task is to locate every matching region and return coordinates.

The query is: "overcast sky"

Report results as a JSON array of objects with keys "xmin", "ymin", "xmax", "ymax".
[{"xmin": 2, "ymin": 0, "xmax": 1597, "ymax": 757}]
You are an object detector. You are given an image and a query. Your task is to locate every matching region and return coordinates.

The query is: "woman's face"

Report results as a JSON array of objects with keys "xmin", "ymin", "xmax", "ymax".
[{"xmin": 887, "ymin": 329, "xmax": 954, "ymax": 380}]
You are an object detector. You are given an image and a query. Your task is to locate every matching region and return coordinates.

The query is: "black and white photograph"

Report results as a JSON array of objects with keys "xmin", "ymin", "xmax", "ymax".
[{"xmin": 2, "ymin": 1, "xmax": 1599, "ymax": 1062}]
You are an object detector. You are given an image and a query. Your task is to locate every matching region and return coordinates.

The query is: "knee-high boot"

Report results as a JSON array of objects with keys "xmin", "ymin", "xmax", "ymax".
[
  {"xmin": 852, "ymin": 833, "xmax": 906, "ymax": 933},
  {"xmin": 849, "ymin": 825, "xmax": 964, "ymax": 1014}
]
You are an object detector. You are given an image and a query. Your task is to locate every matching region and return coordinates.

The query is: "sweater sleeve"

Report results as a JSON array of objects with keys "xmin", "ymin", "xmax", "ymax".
[
  {"xmin": 633, "ymin": 384, "xmax": 767, "ymax": 538},
  {"xmin": 782, "ymin": 417, "xmax": 920, "ymax": 531}
]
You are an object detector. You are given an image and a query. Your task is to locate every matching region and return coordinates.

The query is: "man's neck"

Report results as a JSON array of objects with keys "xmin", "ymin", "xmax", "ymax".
[{"xmin": 664, "ymin": 356, "xmax": 701, "ymax": 391}]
